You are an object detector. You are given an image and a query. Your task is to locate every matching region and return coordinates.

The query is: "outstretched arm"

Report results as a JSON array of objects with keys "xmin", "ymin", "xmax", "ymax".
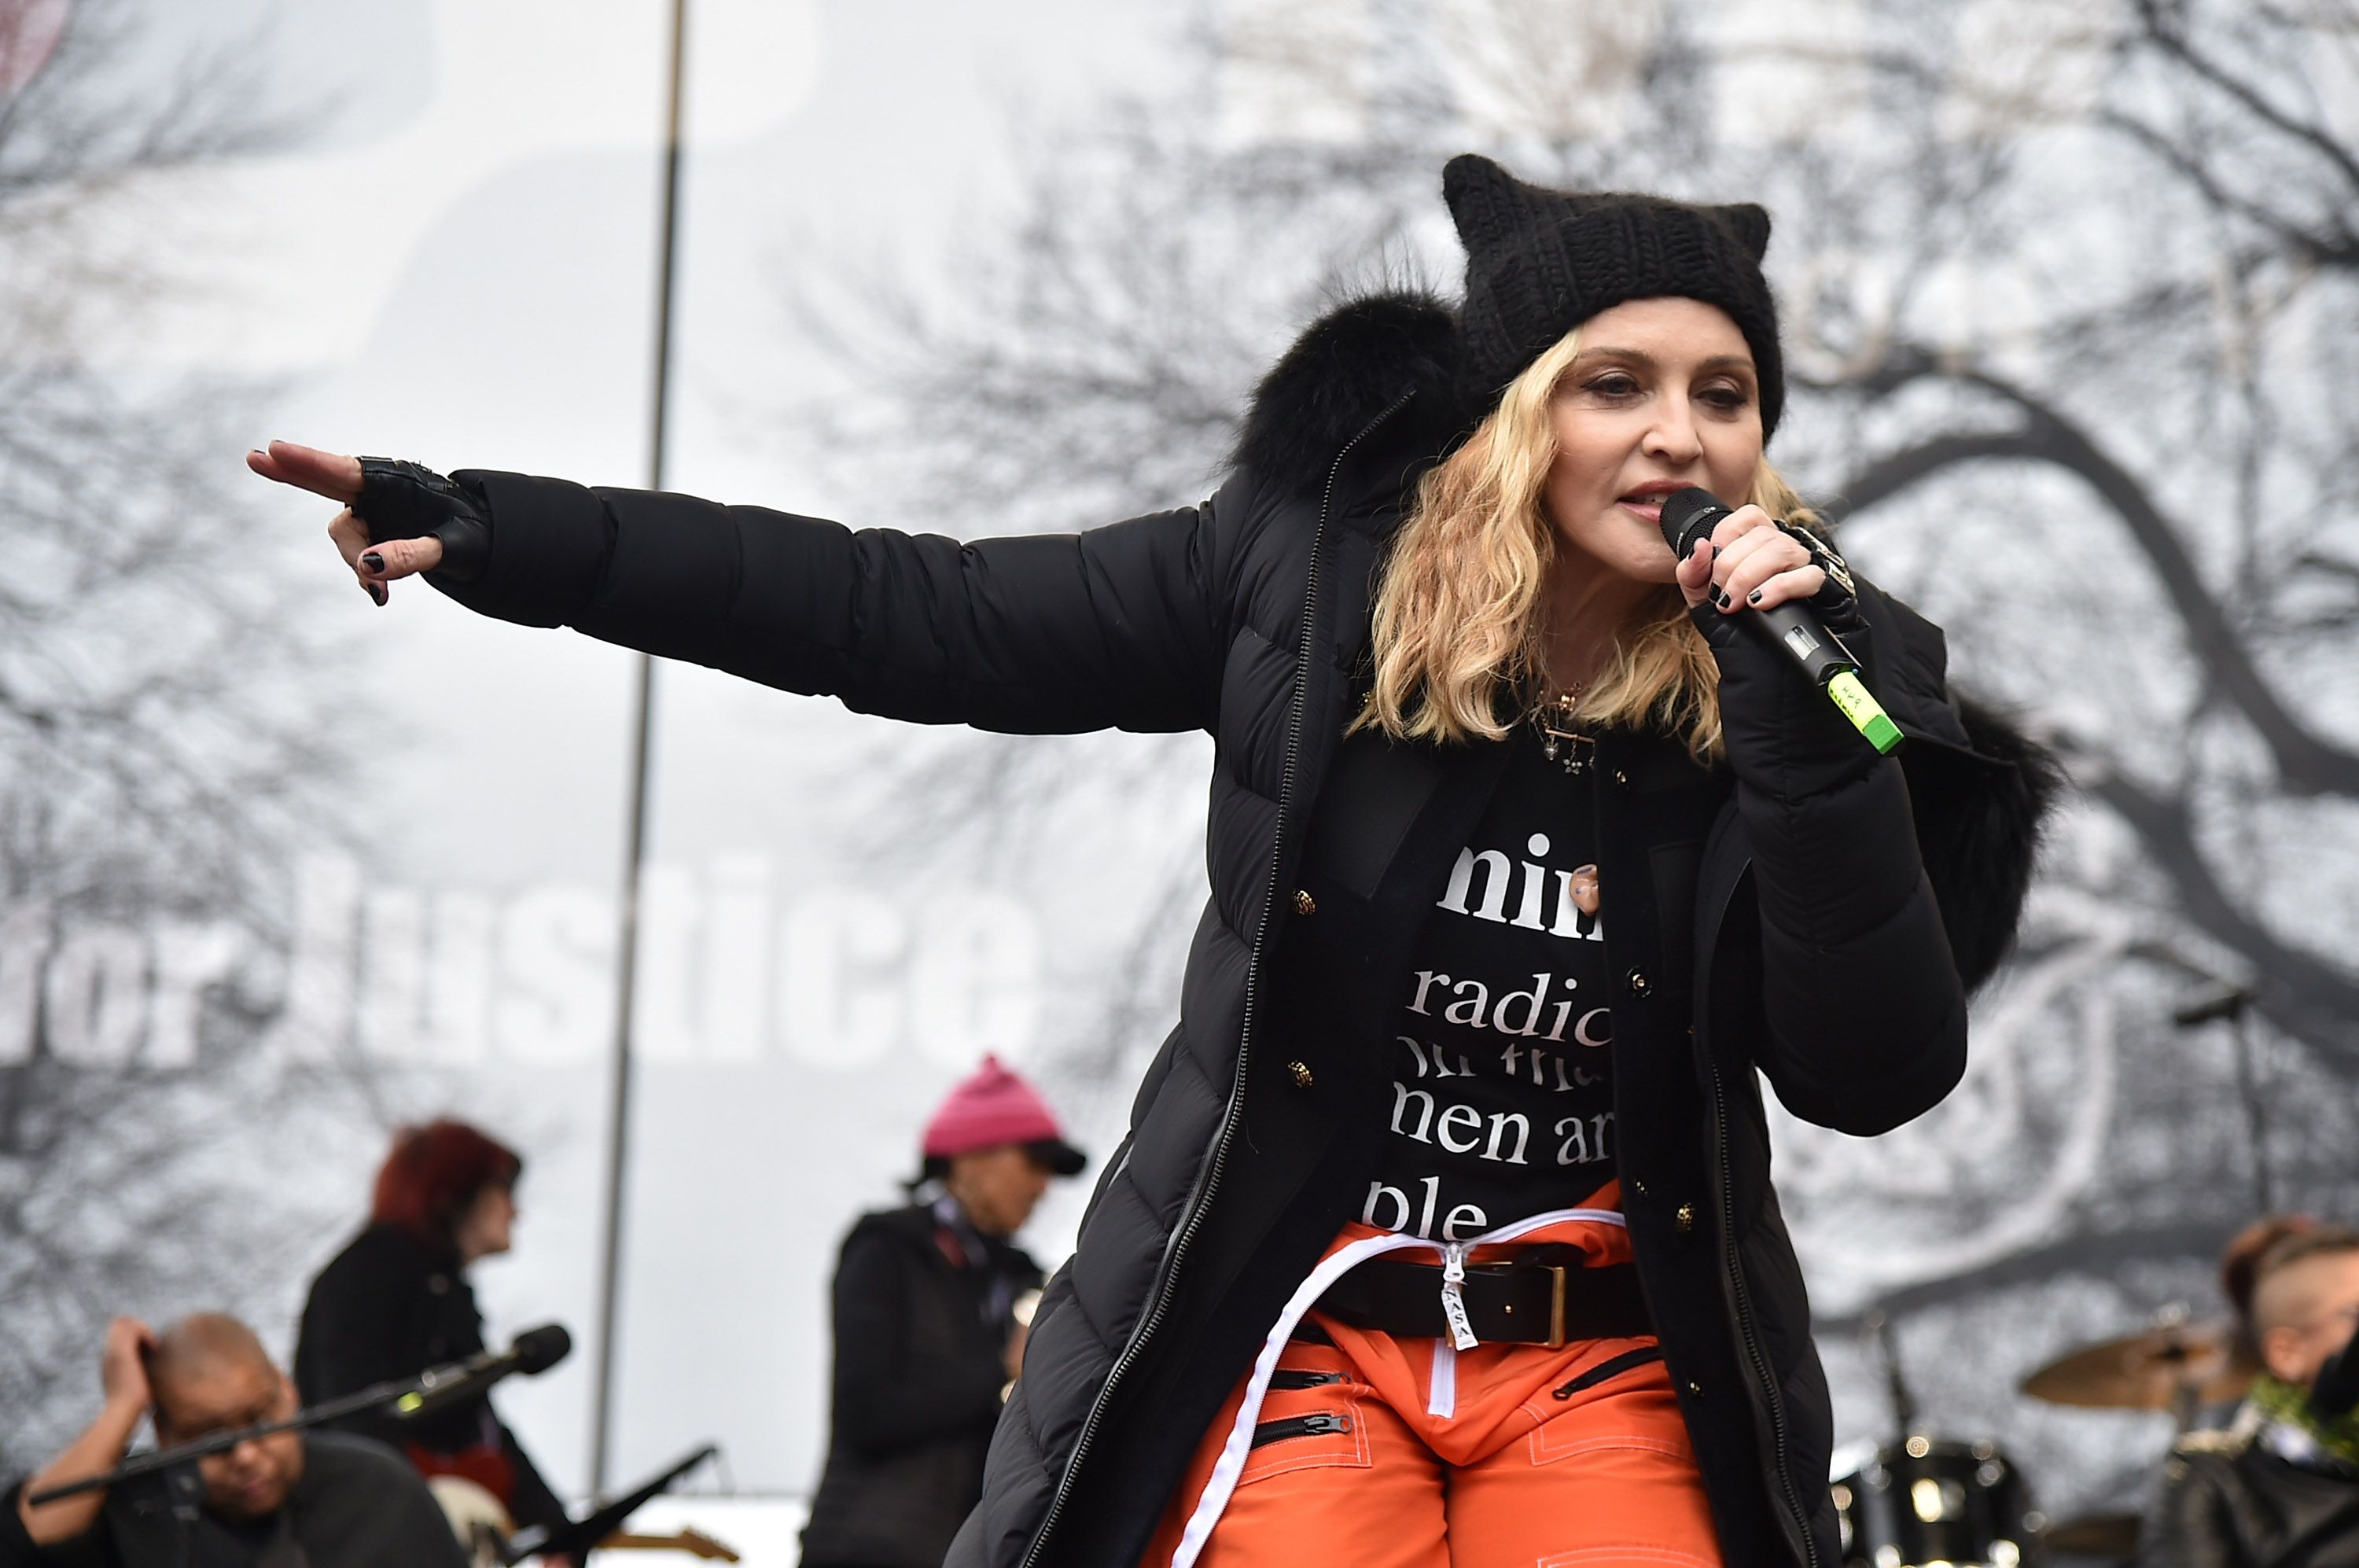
[
  {"xmin": 249, "ymin": 442, "xmax": 1231, "ymax": 735},
  {"xmin": 10, "ymin": 1319, "xmax": 155, "ymax": 1546}
]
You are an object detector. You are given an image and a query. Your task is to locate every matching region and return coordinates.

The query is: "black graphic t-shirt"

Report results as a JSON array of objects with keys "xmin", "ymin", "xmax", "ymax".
[{"xmin": 1364, "ymin": 733, "xmax": 1615, "ymax": 1241}]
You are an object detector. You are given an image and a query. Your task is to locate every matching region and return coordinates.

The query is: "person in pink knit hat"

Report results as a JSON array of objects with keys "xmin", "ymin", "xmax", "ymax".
[{"xmin": 800, "ymin": 1057, "xmax": 1086, "ymax": 1568}]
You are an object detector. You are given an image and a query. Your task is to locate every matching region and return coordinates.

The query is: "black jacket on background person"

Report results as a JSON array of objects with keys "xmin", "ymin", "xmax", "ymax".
[
  {"xmin": 403, "ymin": 290, "xmax": 2056, "ymax": 1568},
  {"xmin": 0, "ymin": 1431, "xmax": 467, "ymax": 1568},
  {"xmin": 2143, "ymin": 1429, "xmax": 2359, "ymax": 1568},
  {"xmin": 800, "ymin": 1203, "xmax": 1046, "ymax": 1568},
  {"xmin": 293, "ymin": 1222, "xmax": 567, "ymax": 1534}
]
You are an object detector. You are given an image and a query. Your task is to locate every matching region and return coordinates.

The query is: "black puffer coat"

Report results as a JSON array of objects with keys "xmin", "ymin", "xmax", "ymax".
[
  {"xmin": 800, "ymin": 1205, "xmax": 1045, "ymax": 1568},
  {"xmin": 421, "ymin": 293, "xmax": 2055, "ymax": 1568}
]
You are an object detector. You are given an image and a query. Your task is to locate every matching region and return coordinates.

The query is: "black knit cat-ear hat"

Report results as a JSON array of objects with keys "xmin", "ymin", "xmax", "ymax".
[{"xmin": 1443, "ymin": 153, "xmax": 1785, "ymax": 440}]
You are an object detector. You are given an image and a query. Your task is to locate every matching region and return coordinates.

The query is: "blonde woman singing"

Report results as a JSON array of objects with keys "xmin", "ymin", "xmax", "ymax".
[{"xmin": 252, "ymin": 155, "xmax": 2055, "ymax": 1568}]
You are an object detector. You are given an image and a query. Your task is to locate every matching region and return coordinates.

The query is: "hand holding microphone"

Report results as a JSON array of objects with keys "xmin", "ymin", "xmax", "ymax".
[{"xmin": 1660, "ymin": 488, "xmax": 1901, "ymax": 756}]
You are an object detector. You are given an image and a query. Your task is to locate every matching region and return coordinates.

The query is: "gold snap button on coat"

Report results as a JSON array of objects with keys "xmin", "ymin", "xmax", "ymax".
[
  {"xmin": 1293, "ymin": 889, "xmax": 1317, "ymax": 915},
  {"xmin": 1626, "ymin": 969, "xmax": 1651, "ymax": 997},
  {"xmin": 1286, "ymin": 1060, "xmax": 1314, "ymax": 1088},
  {"xmin": 1674, "ymin": 1202, "xmax": 1697, "ymax": 1234}
]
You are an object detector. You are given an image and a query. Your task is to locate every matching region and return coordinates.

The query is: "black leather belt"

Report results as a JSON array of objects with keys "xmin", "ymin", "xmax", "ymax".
[{"xmin": 1314, "ymin": 1253, "xmax": 1651, "ymax": 1348}]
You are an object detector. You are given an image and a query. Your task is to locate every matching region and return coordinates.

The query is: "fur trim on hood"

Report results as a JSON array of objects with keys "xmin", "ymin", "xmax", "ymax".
[
  {"xmin": 1231, "ymin": 291, "xmax": 1470, "ymax": 499},
  {"xmin": 1907, "ymin": 696, "xmax": 2068, "ymax": 992}
]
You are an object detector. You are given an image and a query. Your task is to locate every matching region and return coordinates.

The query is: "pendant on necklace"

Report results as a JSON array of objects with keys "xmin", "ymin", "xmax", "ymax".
[{"xmin": 1536, "ymin": 690, "xmax": 1595, "ymax": 776}]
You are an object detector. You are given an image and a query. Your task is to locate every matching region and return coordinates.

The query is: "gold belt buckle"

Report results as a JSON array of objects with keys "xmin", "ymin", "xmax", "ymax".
[{"xmin": 1483, "ymin": 1261, "xmax": 1574, "ymax": 1347}]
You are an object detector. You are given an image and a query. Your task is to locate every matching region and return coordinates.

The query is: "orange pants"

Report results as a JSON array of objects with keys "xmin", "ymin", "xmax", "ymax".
[{"xmin": 1140, "ymin": 1201, "xmax": 1723, "ymax": 1568}]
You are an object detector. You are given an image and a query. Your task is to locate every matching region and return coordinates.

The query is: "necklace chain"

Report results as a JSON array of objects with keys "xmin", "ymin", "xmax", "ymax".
[{"xmin": 1532, "ymin": 685, "xmax": 1595, "ymax": 775}]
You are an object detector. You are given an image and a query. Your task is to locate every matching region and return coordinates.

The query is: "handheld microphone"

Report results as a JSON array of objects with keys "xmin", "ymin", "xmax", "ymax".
[
  {"xmin": 395, "ymin": 1323, "xmax": 572, "ymax": 1420},
  {"xmin": 1658, "ymin": 488, "xmax": 1902, "ymax": 755}
]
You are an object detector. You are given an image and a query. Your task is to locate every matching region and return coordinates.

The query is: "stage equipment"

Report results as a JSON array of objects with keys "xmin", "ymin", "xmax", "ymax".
[
  {"xmin": 27, "ymin": 1323, "xmax": 576, "ymax": 1507},
  {"xmin": 2041, "ymin": 1512, "xmax": 2141, "ymax": 1556},
  {"xmin": 399, "ymin": 1322, "xmax": 572, "ymax": 1420},
  {"xmin": 1657, "ymin": 488, "xmax": 1901, "ymax": 754},
  {"xmin": 1867, "ymin": 1309, "xmax": 1919, "ymax": 1434},
  {"xmin": 1831, "ymin": 1437, "xmax": 2040, "ymax": 1568},
  {"xmin": 2170, "ymin": 981, "xmax": 2276, "ymax": 1212},
  {"xmin": 1834, "ymin": 1306, "xmax": 2043, "ymax": 1566},
  {"xmin": 433, "ymin": 1467, "xmax": 738, "ymax": 1565},
  {"xmin": 502, "ymin": 1445, "xmax": 724, "ymax": 1565},
  {"xmin": 2019, "ymin": 1312, "xmax": 2258, "ymax": 1421}
]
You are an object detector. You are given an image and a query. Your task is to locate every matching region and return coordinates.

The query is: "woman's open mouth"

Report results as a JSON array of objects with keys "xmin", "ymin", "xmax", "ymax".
[{"xmin": 1616, "ymin": 483, "xmax": 1698, "ymax": 527}]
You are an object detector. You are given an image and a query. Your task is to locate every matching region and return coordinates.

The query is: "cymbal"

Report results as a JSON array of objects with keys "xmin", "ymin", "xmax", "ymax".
[
  {"xmin": 2021, "ymin": 1320, "xmax": 2259, "ymax": 1410},
  {"xmin": 2044, "ymin": 1512, "xmax": 2141, "ymax": 1555}
]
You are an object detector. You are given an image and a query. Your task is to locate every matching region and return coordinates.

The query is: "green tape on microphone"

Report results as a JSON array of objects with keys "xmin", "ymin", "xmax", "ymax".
[{"xmin": 1827, "ymin": 670, "xmax": 1904, "ymax": 754}]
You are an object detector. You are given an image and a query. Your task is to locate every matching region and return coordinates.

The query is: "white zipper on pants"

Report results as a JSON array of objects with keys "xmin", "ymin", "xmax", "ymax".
[
  {"xmin": 1166, "ymin": 1205, "xmax": 1627, "ymax": 1568},
  {"xmin": 1425, "ymin": 1339, "xmax": 1458, "ymax": 1419}
]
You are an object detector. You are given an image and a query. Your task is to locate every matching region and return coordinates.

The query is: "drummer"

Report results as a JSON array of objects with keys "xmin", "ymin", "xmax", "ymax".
[{"xmin": 2140, "ymin": 1219, "xmax": 2359, "ymax": 1567}]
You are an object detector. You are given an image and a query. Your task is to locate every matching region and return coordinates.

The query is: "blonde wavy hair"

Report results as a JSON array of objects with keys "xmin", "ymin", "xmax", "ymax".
[{"xmin": 1357, "ymin": 329, "xmax": 1822, "ymax": 764}]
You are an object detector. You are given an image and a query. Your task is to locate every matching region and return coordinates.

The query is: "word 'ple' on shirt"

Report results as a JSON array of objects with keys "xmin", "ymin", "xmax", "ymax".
[{"xmin": 1367, "ymin": 736, "xmax": 1615, "ymax": 1243}]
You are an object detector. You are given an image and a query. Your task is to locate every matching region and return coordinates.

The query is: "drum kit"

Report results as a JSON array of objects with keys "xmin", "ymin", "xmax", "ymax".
[{"xmin": 1830, "ymin": 1305, "xmax": 2261, "ymax": 1567}]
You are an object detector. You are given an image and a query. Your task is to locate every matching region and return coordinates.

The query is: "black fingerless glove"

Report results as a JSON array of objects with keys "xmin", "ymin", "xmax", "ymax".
[
  {"xmin": 1693, "ymin": 525, "xmax": 1883, "ymax": 800},
  {"xmin": 1776, "ymin": 519, "xmax": 1864, "ymax": 635},
  {"xmin": 354, "ymin": 458, "xmax": 491, "ymax": 583}
]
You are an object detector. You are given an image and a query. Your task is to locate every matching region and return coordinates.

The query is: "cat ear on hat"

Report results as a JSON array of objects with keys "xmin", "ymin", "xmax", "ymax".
[
  {"xmin": 1717, "ymin": 202, "xmax": 1772, "ymax": 262},
  {"xmin": 1443, "ymin": 153, "xmax": 1532, "ymax": 249}
]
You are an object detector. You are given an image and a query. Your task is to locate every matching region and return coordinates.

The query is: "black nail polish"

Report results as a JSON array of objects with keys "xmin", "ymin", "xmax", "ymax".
[
  {"xmin": 1747, "ymin": 589, "xmax": 1764, "ymax": 605},
  {"xmin": 1708, "ymin": 585, "xmax": 1729, "ymax": 609},
  {"xmin": 361, "ymin": 552, "xmax": 385, "ymax": 572},
  {"xmin": 362, "ymin": 580, "xmax": 386, "ymax": 605}
]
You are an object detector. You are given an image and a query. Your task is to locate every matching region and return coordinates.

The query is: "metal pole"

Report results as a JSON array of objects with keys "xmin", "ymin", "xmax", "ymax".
[
  {"xmin": 2169, "ymin": 977, "xmax": 2276, "ymax": 1219},
  {"xmin": 2227, "ymin": 1005, "xmax": 2275, "ymax": 1214},
  {"xmin": 590, "ymin": 0, "xmax": 692, "ymax": 1495}
]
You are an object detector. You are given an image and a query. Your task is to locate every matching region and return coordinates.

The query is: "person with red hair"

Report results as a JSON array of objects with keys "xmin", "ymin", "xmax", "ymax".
[{"xmin": 295, "ymin": 1120, "xmax": 572, "ymax": 1559}]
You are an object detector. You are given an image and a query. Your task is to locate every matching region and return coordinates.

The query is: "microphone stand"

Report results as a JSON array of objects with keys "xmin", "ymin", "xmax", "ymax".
[
  {"xmin": 500, "ymin": 1444, "xmax": 718, "ymax": 1566},
  {"xmin": 28, "ymin": 1356, "xmax": 509, "ymax": 1506},
  {"xmin": 2172, "ymin": 983, "xmax": 2274, "ymax": 1213},
  {"xmin": 1866, "ymin": 1307, "xmax": 1922, "ymax": 1435}
]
